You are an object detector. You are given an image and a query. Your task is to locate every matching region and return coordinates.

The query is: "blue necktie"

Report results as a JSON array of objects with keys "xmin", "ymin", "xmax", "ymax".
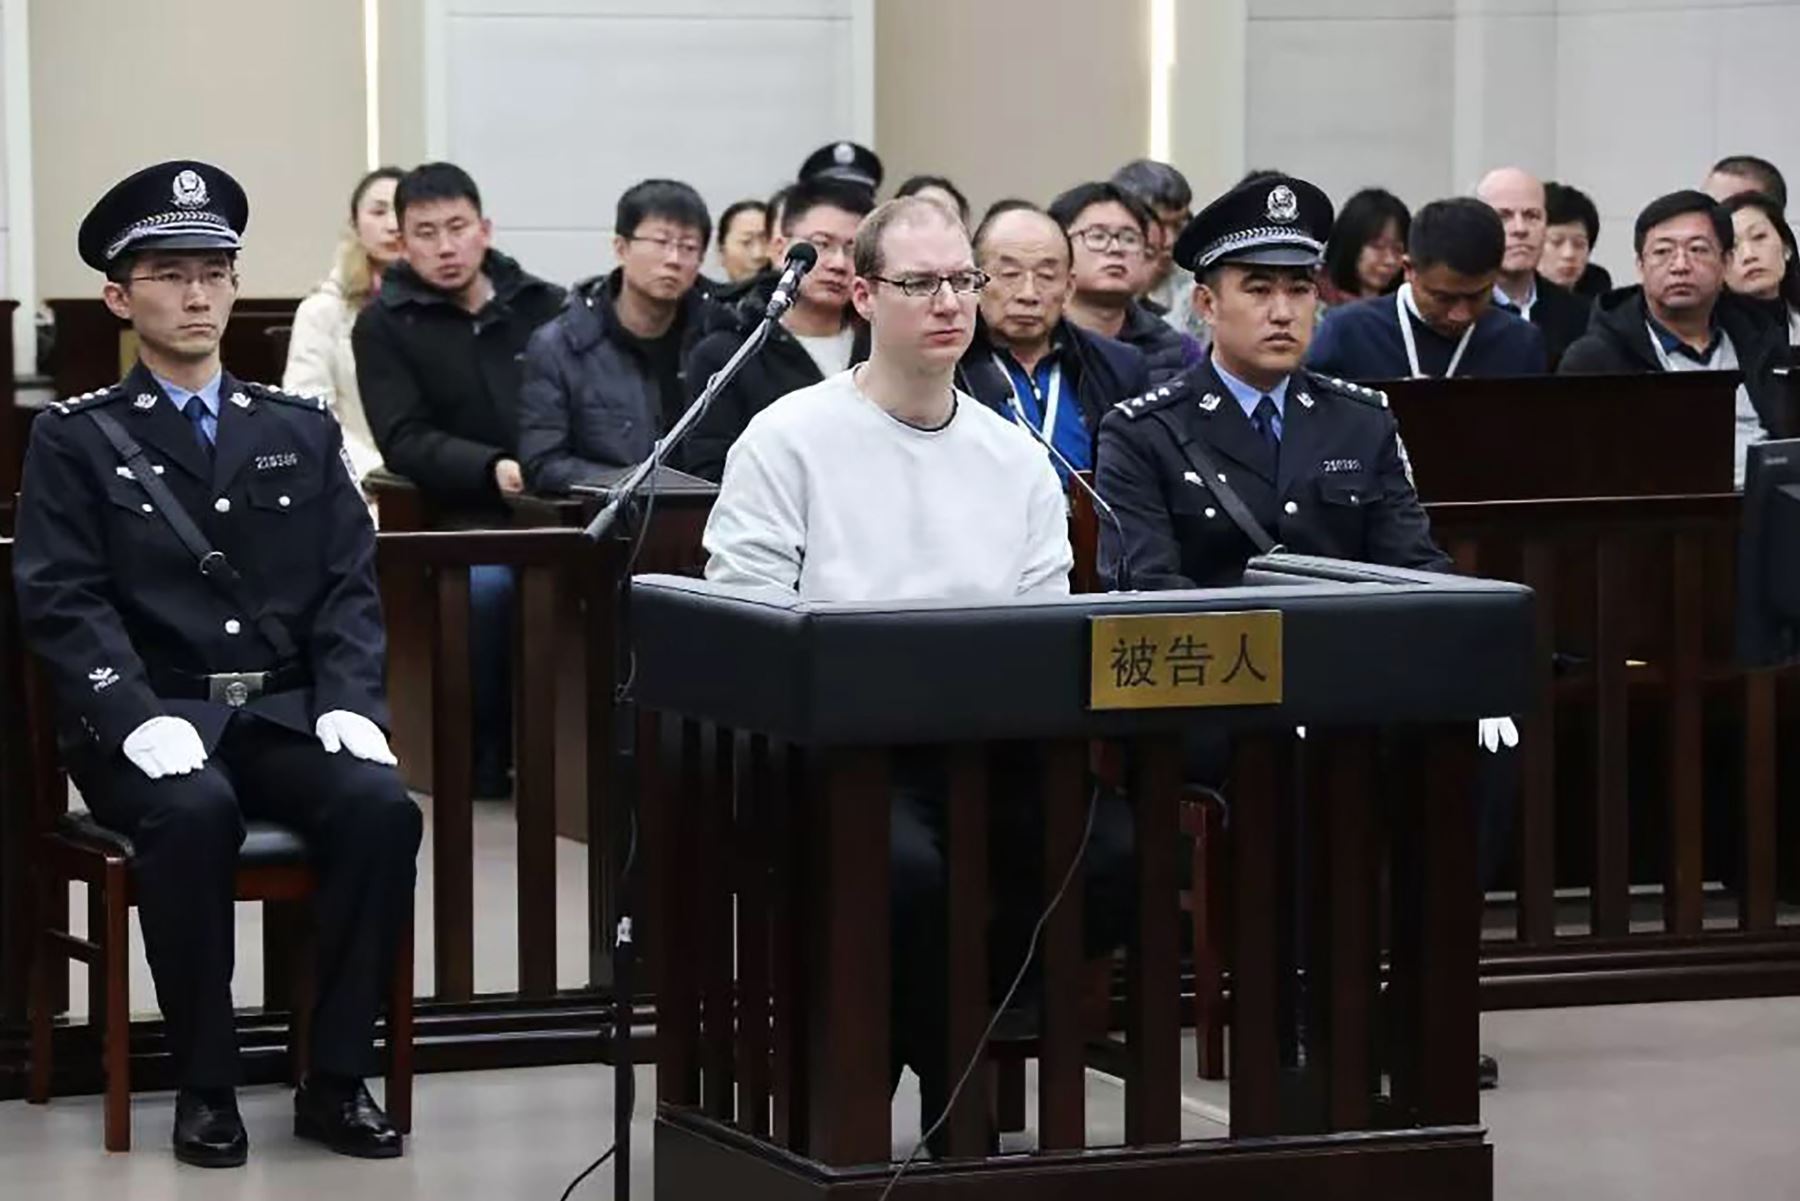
[
  {"xmin": 181, "ymin": 394, "xmax": 214, "ymax": 456},
  {"xmin": 1252, "ymin": 394, "xmax": 1281, "ymax": 466}
]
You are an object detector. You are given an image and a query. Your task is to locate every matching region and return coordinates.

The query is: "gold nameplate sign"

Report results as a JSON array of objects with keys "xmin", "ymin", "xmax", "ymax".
[{"xmin": 1089, "ymin": 611, "xmax": 1283, "ymax": 710}]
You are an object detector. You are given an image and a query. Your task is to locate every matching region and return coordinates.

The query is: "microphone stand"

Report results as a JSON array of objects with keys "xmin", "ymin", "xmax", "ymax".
[{"xmin": 580, "ymin": 280, "xmax": 797, "ymax": 1201}]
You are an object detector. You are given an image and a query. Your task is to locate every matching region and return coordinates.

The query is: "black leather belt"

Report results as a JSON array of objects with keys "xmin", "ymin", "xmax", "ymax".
[{"xmin": 152, "ymin": 663, "xmax": 311, "ymax": 707}]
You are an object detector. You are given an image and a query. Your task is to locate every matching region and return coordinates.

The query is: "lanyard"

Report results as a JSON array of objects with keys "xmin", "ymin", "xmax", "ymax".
[
  {"xmin": 1397, "ymin": 284, "xmax": 1474, "ymax": 379},
  {"xmin": 994, "ymin": 352, "xmax": 1063, "ymax": 442}
]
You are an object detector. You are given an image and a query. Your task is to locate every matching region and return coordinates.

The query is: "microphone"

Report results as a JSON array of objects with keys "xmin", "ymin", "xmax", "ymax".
[
  {"xmin": 1003, "ymin": 393, "xmax": 1135, "ymax": 591},
  {"xmin": 763, "ymin": 242, "xmax": 819, "ymax": 320}
]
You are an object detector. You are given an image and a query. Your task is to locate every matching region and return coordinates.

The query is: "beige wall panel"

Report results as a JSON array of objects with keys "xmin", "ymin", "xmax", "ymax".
[
  {"xmin": 31, "ymin": 0, "xmax": 366, "ymax": 299},
  {"xmin": 380, "ymin": 0, "xmax": 428, "ymax": 170},
  {"xmin": 874, "ymin": 0, "xmax": 1150, "ymax": 217}
]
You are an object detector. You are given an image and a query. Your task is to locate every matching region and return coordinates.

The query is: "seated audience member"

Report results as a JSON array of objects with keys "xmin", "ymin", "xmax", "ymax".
[
  {"xmin": 1722, "ymin": 191, "xmax": 1800, "ymax": 346},
  {"xmin": 715, "ymin": 198, "xmax": 770, "ymax": 283},
  {"xmin": 284, "ymin": 166, "xmax": 403, "ymax": 490},
  {"xmin": 703, "ymin": 198, "xmax": 1130, "ymax": 1150},
  {"xmin": 1542, "ymin": 181, "xmax": 1612, "ymax": 298},
  {"xmin": 954, "ymin": 200, "xmax": 1150, "ymax": 479},
  {"xmin": 1475, "ymin": 167, "xmax": 1593, "ymax": 367},
  {"xmin": 1704, "ymin": 154, "xmax": 1788, "ymax": 206},
  {"xmin": 1307, "ymin": 197, "xmax": 1546, "ymax": 380},
  {"xmin": 1560, "ymin": 190, "xmax": 1789, "ymax": 485},
  {"xmin": 1319, "ymin": 187, "xmax": 1410, "ymax": 306},
  {"xmin": 1112, "ymin": 158, "xmax": 1201, "ymax": 334},
  {"xmin": 517, "ymin": 179, "xmax": 721, "ymax": 492},
  {"xmin": 354, "ymin": 162, "xmax": 564, "ymax": 798},
  {"xmin": 680, "ymin": 177, "xmax": 874, "ymax": 480},
  {"xmin": 1050, "ymin": 180, "xmax": 1196, "ymax": 384},
  {"xmin": 799, "ymin": 139, "xmax": 883, "ymax": 197},
  {"xmin": 895, "ymin": 173, "xmax": 971, "ymax": 226}
]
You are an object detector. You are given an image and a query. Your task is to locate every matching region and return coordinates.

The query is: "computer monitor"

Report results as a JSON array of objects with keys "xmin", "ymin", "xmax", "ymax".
[{"xmin": 1735, "ymin": 436, "xmax": 1800, "ymax": 667}]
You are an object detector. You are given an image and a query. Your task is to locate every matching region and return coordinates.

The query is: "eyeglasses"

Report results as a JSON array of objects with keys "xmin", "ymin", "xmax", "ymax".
[
  {"xmin": 626, "ymin": 234, "xmax": 706, "ymax": 260},
  {"xmin": 1070, "ymin": 226, "xmax": 1147, "ymax": 254},
  {"xmin": 1643, "ymin": 239, "xmax": 1720, "ymax": 267},
  {"xmin": 870, "ymin": 270, "xmax": 990, "ymax": 298},
  {"xmin": 129, "ymin": 266, "xmax": 237, "ymax": 291}
]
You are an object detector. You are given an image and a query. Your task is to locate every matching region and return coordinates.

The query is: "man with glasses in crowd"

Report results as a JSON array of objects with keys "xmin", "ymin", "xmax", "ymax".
[
  {"xmin": 956, "ymin": 200, "xmax": 1150, "ymax": 482},
  {"xmin": 680, "ymin": 176, "xmax": 875, "ymax": 480},
  {"xmin": 1560, "ymin": 189, "xmax": 1790, "ymax": 485},
  {"xmin": 517, "ymin": 178, "xmax": 723, "ymax": 491},
  {"xmin": 1050, "ymin": 180, "xmax": 1197, "ymax": 385},
  {"xmin": 13, "ymin": 160, "xmax": 421, "ymax": 1167}
]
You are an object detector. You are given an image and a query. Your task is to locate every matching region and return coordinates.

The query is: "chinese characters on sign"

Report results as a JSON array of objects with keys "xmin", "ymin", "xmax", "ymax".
[{"xmin": 1091, "ymin": 612, "xmax": 1283, "ymax": 709}]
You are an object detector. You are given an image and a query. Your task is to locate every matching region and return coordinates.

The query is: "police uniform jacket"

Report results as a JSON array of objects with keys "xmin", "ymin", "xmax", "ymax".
[
  {"xmin": 11, "ymin": 362, "xmax": 389, "ymax": 754},
  {"xmin": 1094, "ymin": 358, "xmax": 1451, "ymax": 589}
]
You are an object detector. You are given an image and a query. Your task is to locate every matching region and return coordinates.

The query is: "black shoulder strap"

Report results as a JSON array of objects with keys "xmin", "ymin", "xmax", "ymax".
[
  {"xmin": 86, "ymin": 408, "xmax": 298, "ymax": 661},
  {"xmin": 1150, "ymin": 410, "xmax": 1278, "ymax": 556}
]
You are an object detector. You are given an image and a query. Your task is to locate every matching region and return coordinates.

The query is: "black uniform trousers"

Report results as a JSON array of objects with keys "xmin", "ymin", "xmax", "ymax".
[
  {"xmin": 67, "ymin": 709, "xmax": 423, "ymax": 1089},
  {"xmin": 888, "ymin": 746, "xmax": 1135, "ymax": 1134}
]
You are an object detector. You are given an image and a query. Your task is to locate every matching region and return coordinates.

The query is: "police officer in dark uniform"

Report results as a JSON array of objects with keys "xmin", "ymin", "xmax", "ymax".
[
  {"xmin": 12, "ymin": 161, "xmax": 422, "ymax": 1166},
  {"xmin": 1096, "ymin": 174, "xmax": 1517, "ymax": 1089},
  {"xmin": 1096, "ymin": 172, "xmax": 1449, "ymax": 588},
  {"xmin": 798, "ymin": 139, "xmax": 884, "ymax": 195}
]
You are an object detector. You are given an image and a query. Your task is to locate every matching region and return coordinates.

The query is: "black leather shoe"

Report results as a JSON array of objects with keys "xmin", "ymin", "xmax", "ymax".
[
  {"xmin": 294, "ymin": 1076, "xmax": 403, "ymax": 1159},
  {"xmin": 1478, "ymin": 1053, "xmax": 1499, "ymax": 1090},
  {"xmin": 173, "ymin": 1088, "xmax": 248, "ymax": 1168}
]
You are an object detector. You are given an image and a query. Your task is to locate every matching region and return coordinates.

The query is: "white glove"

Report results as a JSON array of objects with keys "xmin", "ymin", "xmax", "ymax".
[
  {"xmin": 1477, "ymin": 716, "xmax": 1520, "ymax": 754},
  {"xmin": 315, "ymin": 710, "xmax": 398, "ymax": 765},
  {"xmin": 121, "ymin": 715, "xmax": 208, "ymax": 780}
]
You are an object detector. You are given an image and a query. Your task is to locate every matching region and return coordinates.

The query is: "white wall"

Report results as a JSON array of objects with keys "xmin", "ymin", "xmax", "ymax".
[
  {"xmin": 1215, "ymin": 0, "xmax": 1800, "ymax": 281},
  {"xmin": 424, "ymin": 0, "xmax": 871, "ymax": 286}
]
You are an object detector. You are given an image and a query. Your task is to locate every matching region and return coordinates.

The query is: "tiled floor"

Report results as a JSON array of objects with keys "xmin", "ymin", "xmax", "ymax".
[{"xmin": 18, "ymin": 789, "xmax": 1800, "ymax": 1198}]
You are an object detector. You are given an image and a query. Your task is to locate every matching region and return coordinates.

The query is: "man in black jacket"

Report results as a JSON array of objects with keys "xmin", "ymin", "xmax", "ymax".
[
  {"xmin": 1050, "ymin": 180, "xmax": 1198, "ymax": 386},
  {"xmin": 680, "ymin": 177, "xmax": 874, "ymax": 481},
  {"xmin": 353, "ymin": 162, "xmax": 564, "ymax": 797},
  {"xmin": 518, "ymin": 179, "xmax": 722, "ymax": 492},
  {"xmin": 354, "ymin": 162, "xmax": 565, "ymax": 515},
  {"xmin": 1475, "ymin": 167, "xmax": 1592, "ymax": 368},
  {"xmin": 1560, "ymin": 189, "xmax": 1789, "ymax": 486},
  {"xmin": 954, "ymin": 201, "xmax": 1149, "ymax": 479}
]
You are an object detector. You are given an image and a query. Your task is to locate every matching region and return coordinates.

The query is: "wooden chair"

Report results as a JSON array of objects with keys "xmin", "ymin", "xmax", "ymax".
[{"xmin": 20, "ymin": 658, "xmax": 414, "ymax": 1152}]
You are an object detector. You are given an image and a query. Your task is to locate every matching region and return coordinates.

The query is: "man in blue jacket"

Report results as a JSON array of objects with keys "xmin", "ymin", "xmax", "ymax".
[
  {"xmin": 1307, "ymin": 197, "xmax": 1546, "ymax": 381},
  {"xmin": 955, "ymin": 201, "xmax": 1150, "ymax": 481}
]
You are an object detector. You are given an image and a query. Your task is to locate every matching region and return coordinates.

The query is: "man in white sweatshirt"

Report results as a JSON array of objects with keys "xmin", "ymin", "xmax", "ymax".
[
  {"xmin": 702, "ymin": 196, "xmax": 1073, "ymax": 601},
  {"xmin": 703, "ymin": 198, "xmax": 1131, "ymax": 1155}
]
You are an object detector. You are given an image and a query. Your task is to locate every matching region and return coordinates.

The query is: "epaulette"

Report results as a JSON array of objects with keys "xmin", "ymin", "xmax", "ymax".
[
  {"xmin": 244, "ymin": 380, "xmax": 329, "ymax": 413},
  {"xmin": 1110, "ymin": 376, "xmax": 1189, "ymax": 420},
  {"xmin": 1304, "ymin": 370, "xmax": 1389, "ymax": 409},
  {"xmin": 46, "ymin": 384, "xmax": 127, "ymax": 417}
]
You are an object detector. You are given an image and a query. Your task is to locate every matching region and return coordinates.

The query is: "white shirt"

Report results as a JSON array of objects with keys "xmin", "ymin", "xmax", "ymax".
[
  {"xmin": 1647, "ymin": 322, "xmax": 1757, "ymax": 488},
  {"xmin": 703, "ymin": 369, "xmax": 1073, "ymax": 602},
  {"xmin": 792, "ymin": 325, "xmax": 855, "ymax": 379}
]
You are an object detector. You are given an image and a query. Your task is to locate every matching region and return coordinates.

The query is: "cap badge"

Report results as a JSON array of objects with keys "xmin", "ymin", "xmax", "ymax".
[
  {"xmin": 171, "ymin": 169, "xmax": 209, "ymax": 209},
  {"xmin": 1266, "ymin": 185, "xmax": 1299, "ymax": 224},
  {"xmin": 833, "ymin": 142, "xmax": 855, "ymax": 166}
]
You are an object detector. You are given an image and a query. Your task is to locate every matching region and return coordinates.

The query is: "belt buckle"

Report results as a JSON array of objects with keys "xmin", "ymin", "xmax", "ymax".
[{"xmin": 208, "ymin": 671, "xmax": 266, "ymax": 707}]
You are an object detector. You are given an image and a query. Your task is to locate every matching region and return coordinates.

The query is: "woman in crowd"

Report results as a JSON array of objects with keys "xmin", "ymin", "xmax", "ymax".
[
  {"xmin": 1722, "ymin": 190, "xmax": 1800, "ymax": 347},
  {"xmin": 1541, "ymin": 181, "xmax": 1612, "ymax": 298},
  {"xmin": 1319, "ymin": 187, "xmax": 1408, "ymax": 307},
  {"xmin": 283, "ymin": 165, "xmax": 406, "ymax": 489},
  {"xmin": 715, "ymin": 198, "xmax": 771, "ymax": 283}
]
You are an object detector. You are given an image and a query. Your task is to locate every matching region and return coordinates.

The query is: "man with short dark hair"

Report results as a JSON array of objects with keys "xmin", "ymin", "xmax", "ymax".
[
  {"xmin": 1050, "ymin": 180, "xmax": 1197, "ymax": 385},
  {"xmin": 1560, "ymin": 189, "xmax": 1789, "ymax": 484},
  {"xmin": 517, "ymin": 179, "xmax": 722, "ymax": 491},
  {"xmin": 955, "ymin": 201, "xmax": 1149, "ymax": 479},
  {"xmin": 354, "ymin": 161, "xmax": 564, "ymax": 797},
  {"xmin": 1705, "ymin": 154, "xmax": 1788, "ymax": 206},
  {"xmin": 1306, "ymin": 197, "xmax": 1546, "ymax": 379},
  {"xmin": 680, "ymin": 177, "xmax": 874, "ymax": 480},
  {"xmin": 1542, "ymin": 181, "xmax": 1612, "ymax": 298},
  {"xmin": 354, "ymin": 162, "xmax": 565, "ymax": 509},
  {"xmin": 1112, "ymin": 158, "xmax": 1197, "ymax": 326},
  {"xmin": 1474, "ymin": 166, "xmax": 1592, "ymax": 368}
]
